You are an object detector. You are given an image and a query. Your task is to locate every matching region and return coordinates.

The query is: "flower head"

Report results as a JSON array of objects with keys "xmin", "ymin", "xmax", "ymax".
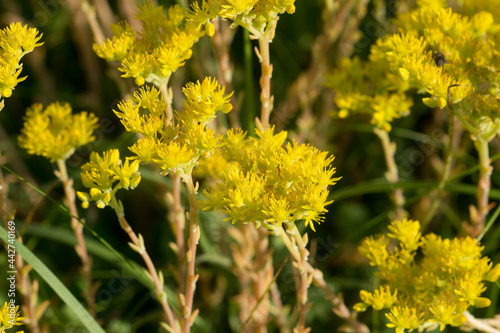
[
  {"xmin": 93, "ymin": 1, "xmax": 202, "ymax": 87},
  {"xmin": 188, "ymin": 0, "xmax": 296, "ymax": 38},
  {"xmin": 0, "ymin": 22, "xmax": 43, "ymax": 104},
  {"xmin": 357, "ymin": 219, "xmax": 499, "ymax": 331},
  {"xmin": 0, "ymin": 301, "xmax": 25, "ymax": 332},
  {"xmin": 113, "ymin": 78, "xmax": 232, "ymax": 178},
  {"xmin": 199, "ymin": 126, "xmax": 340, "ymax": 231},
  {"xmin": 18, "ymin": 102, "xmax": 98, "ymax": 162},
  {"xmin": 78, "ymin": 149, "xmax": 140, "ymax": 209}
]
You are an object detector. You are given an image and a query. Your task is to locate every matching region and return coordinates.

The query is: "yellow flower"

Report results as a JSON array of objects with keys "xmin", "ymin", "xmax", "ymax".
[
  {"xmin": 0, "ymin": 22, "xmax": 43, "ymax": 104},
  {"xmin": 154, "ymin": 142, "xmax": 198, "ymax": 176},
  {"xmin": 355, "ymin": 286, "xmax": 397, "ymax": 311},
  {"xmin": 385, "ymin": 306, "xmax": 423, "ymax": 333},
  {"xmin": 357, "ymin": 219, "xmax": 499, "ymax": 331},
  {"xmin": 428, "ymin": 301, "xmax": 467, "ymax": 330},
  {"xmin": 18, "ymin": 102, "xmax": 98, "ymax": 162},
  {"xmin": 181, "ymin": 77, "xmax": 233, "ymax": 125},
  {"xmin": 94, "ymin": 1, "xmax": 202, "ymax": 87},
  {"xmin": 0, "ymin": 301, "xmax": 26, "ymax": 331},
  {"xmin": 93, "ymin": 21, "xmax": 135, "ymax": 61},
  {"xmin": 78, "ymin": 149, "xmax": 140, "ymax": 209},
  {"xmin": 220, "ymin": 0, "xmax": 258, "ymax": 18},
  {"xmin": 200, "ymin": 126, "xmax": 340, "ymax": 230}
]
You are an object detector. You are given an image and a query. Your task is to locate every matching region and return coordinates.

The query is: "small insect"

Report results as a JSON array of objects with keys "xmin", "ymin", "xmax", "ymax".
[{"xmin": 434, "ymin": 50, "xmax": 446, "ymax": 67}]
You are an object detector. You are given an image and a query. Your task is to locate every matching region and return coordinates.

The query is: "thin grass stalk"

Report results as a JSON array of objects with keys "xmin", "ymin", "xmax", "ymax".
[
  {"xmin": 159, "ymin": 79, "xmax": 174, "ymax": 125},
  {"xmin": 270, "ymin": 282, "xmax": 291, "ymax": 333},
  {"xmin": 91, "ymin": 0, "xmax": 115, "ymax": 38},
  {"xmin": 253, "ymin": 227, "xmax": 272, "ymax": 333},
  {"xmin": 81, "ymin": 0, "xmax": 106, "ymax": 43},
  {"xmin": 56, "ymin": 159, "xmax": 96, "ymax": 317}
]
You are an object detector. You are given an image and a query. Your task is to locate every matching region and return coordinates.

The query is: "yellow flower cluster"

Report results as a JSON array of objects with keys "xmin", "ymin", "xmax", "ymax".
[
  {"xmin": 199, "ymin": 126, "xmax": 340, "ymax": 231},
  {"xmin": 77, "ymin": 149, "xmax": 141, "ymax": 209},
  {"xmin": 93, "ymin": 1, "xmax": 202, "ymax": 87},
  {"xmin": 328, "ymin": 1, "xmax": 500, "ymax": 135},
  {"xmin": 188, "ymin": 0, "xmax": 295, "ymax": 38},
  {"xmin": 115, "ymin": 77, "xmax": 232, "ymax": 177},
  {"xmin": 355, "ymin": 219, "xmax": 500, "ymax": 332},
  {"xmin": 326, "ymin": 57, "xmax": 413, "ymax": 132},
  {"xmin": 374, "ymin": 2, "xmax": 500, "ymax": 138},
  {"xmin": 18, "ymin": 102, "xmax": 98, "ymax": 162},
  {"xmin": 0, "ymin": 22, "xmax": 43, "ymax": 108},
  {"xmin": 0, "ymin": 301, "xmax": 25, "ymax": 333}
]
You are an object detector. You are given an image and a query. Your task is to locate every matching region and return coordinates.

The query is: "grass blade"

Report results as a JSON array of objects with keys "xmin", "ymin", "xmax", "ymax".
[{"xmin": 0, "ymin": 225, "xmax": 105, "ymax": 333}]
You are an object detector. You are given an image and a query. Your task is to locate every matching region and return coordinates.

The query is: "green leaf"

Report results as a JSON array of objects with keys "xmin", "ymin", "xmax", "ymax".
[{"xmin": 0, "ymin": 225, "xmax": 105, "ymax": 333}]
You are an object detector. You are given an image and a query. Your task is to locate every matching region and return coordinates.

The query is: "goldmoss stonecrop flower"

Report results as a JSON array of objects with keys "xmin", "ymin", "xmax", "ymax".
[
  {"xmin": 199, "ymin": 126, "xmax": 340, "ymax": 231},
  {"xmin": 355, "ymin": 219, "xmax": 500, "ymax": 332},
  {"xmin": 77, "ymin": 149, "xmax": 141, "ymax": 209},
  {"xmin": 114, "ymin": 77, "xmax": 232, "ymax": 178},
  {"xmin": 0, "ymin": 22, "xmax": 43, "ymax": 108},
  {"xmin": 93, "ymin": 1, "xmax": 202, "ymax": 87},
  {"xmin": 18, "ymin": 102, "xmax": 98, "ymax": 162},
  {"xmin": 0, "ymin": 301, "xmax": 25, "ymax": 333}
]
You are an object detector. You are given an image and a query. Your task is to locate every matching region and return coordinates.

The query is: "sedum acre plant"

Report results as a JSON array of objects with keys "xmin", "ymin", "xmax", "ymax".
[
  {"xmin": 2, "ymin": 1, "xmax": 500, "ymax": 332},
  {"xmin": 77, "ymin": 76, "xmax": 233, "ymax": 333}
]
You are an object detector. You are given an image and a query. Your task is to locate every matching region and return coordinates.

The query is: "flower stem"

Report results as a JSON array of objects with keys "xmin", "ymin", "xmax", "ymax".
[
  {"xmin": 373, "ymin": 128, "xmax": 406, "ymax": 220},
  {"xmin": 256, "ymin": 18, "xmax": 278, "ymax": 129},
  {"xmin": 290, "ymin": 224, "xmax": 310, "ymax": 332},
  {"xmin": 56, "ymin": 159, "xmax": 96, "ymax": 317},
  {"xmin": 111, "ymin": 197, "xmax": 178, "ymax": 332},
  {"xmin": 172, "ymin": 173, "xmax": 186, "ymax": 290},
  {"xmin": 463, "ymin": 311, "xmax": 500, "ymax": 333},
  {"xmin": 181, "ymin": 173, "xmax": 201, "ymax": 333},
  {"xmin": 473, "ymin": 137, "xmax": 492, "ymax": 237},
  {"xmin": 212, "ymin": 18, "xmax": 240, "ymax": 128},
  {"xmin": 421, "ymin": 107, "xmax": 458, "ymax": 230},
  {"xmin": 276, "ymin": 223, "xmax": 367, "ymax": 333},
  {"xmin": 159, "ymin": 78, "xmax": 173, "ymax": 125}
]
